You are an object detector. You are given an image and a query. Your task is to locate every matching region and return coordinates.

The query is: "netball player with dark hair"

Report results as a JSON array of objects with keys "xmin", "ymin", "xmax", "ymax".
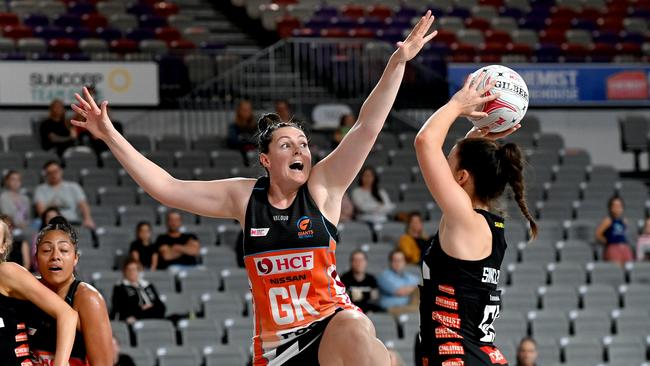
[
  {"xmin": 414, "ymin": 72, "xmax": 537, "ymax": 365},
  {"xmin": 0, "ymin": 219, "xmax": 78, "ymax": 366},
  {"xmin": 69, "ymin": 11, "xmax": 438, "ymax": 366},
  {"xmin": 30, "ymin": 216, "xmax": 113, "ymax": 366}
]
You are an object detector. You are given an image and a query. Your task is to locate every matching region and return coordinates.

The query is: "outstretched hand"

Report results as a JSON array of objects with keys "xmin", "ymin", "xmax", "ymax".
[
  {"xmin": 449, "ymin": 71, "xmax": 500, "ymax": 119},
  {"xmin": 465, "ymin": 124, "xmax": 522, "ymax": 140},
  {"xmin": 70, "ymin": 87, "xmax": 115, "ymax": 142},
  {"xmin": 393, "ymin": 10, "xmax": 438, "ymax": 63}
]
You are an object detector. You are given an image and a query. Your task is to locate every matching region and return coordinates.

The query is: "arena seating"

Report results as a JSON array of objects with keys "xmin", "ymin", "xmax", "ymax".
[
  {"xmin": 236, "ymin": 0, "xmax": 650, "ymax": 63},
  {"xmin": 4, "ymin": 109, "xmax": 650, "ymax": 365}
]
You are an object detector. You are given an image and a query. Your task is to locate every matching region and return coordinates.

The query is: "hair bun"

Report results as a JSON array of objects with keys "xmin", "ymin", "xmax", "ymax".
[
  {"xmin": 257, "ymin": 113, "xmax": 282, "ymax": 132},
  {"xmin": 48, "ymin": 216, "xmax": 71, "ymax": 227}
]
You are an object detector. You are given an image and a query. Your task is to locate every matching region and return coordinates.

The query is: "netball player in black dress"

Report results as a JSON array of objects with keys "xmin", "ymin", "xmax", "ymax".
[
  {"xmin": 0, "ymin": 219, "xmax": 78, "ymax": 366},
  {"xmin": 414, "ymin": 72, "xmax": 538, "ymax": 365},
  {"xmin": 69, "ymin": 11, "xmax": 438, "ymax": 366},
  {"xmin": 30, "ymin": 217, "xmax": 112, "ymax": 366}
]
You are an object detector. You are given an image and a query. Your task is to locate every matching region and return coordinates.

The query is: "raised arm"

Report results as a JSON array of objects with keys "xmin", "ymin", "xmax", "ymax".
[
  {"xmin": 414, "ymin": 72, "xmax": 500, "ymax": 224},
  {"xmin": 0, "ymin": 263, "xmax": 78, "ymax": 366},
  {"xmin": 310, "ymin": 12, "xmax": 438, "ymax": 201},
  {"xmin": 70, "ymin": 88, "xmax": 254, "ymax": 222}
]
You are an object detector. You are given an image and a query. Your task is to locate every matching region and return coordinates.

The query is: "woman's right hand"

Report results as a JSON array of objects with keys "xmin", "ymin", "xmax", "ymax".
[
  {"xmin": 448, "ymin": 71, "xmax": 499, "ymax": 119},
  {"xmin": 70, "ymin": 87, "xmax": 116, "ymax": 142}
]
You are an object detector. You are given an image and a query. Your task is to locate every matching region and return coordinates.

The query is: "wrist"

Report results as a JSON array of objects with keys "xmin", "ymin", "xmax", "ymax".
[
  {"xmin": 445, "ymin": 100, "xmax": 463, "ymax": 116},
  {"xmin": 388, "ymin": 53, "xmax": 406, "ymax": 66}
]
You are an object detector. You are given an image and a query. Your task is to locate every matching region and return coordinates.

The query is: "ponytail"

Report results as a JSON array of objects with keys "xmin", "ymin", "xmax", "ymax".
[{"xmin": 499, "ymin": 143, "xmax": 538, "ymax": 240}]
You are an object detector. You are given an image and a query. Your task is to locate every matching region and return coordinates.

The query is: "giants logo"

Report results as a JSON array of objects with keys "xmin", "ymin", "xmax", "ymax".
[
  {"xmin": 436, "ymin": 296, "xmax": 458, "ymax": 310},
  {"xmin": 435, "ymin": 326, "xmax": 463, "ymax": 339},
  {"xmin": 442, "ymin": 359, "xmax": 465, "ymax": 366},
  {"xmin": 296, "ymin": 216, "xmax": 314, "ymax": 239},
  {"xmin": 439, "ymin": 342, "xmax": 464, "ymax": 355},
  {"xmin": 480, "ymin": 346, "xmax": 508, "ymax": 365},
  {"xmin": 254, "ymin": 252, "xmax": 314, "ymax": 276},
  {"xmin": 432, "ymin": 311, "xmax": 461, "ymax": 329}
]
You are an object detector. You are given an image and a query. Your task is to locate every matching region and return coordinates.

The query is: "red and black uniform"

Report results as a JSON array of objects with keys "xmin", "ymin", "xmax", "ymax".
[
  {"xmin": 419, "ymin": 209, "xmax": 509, "ymax": 366},
  {"xmin": 0, "ymin": 293, "xmax": 32, "ymax": 366},
  {"xmin": 243, "ymin": 177, "xmax": 358, "ymax": 365},
  {"xmin": 29, "ymin": 280, "xmax": 88, "ymax": 366}
]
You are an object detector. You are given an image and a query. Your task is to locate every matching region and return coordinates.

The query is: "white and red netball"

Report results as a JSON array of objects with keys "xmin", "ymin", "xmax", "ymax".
[{"xmin": 467, "ymin": 65, "xmax": 529, "ymax": 133}]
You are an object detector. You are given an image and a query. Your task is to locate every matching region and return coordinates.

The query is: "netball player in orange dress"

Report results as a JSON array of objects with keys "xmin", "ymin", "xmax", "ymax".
[{"xmin": 70, "ymin": 11, "xmax": 438, "ymax": 366}]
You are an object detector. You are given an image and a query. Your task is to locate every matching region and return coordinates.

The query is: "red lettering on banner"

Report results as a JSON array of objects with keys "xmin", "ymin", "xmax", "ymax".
[
  {"xmin": 439, "ymin": 342, "xmax": 465, "ymax": 355},
  {"xmin": 436, "ymin": 296, "xmax": 459, "ymax": 310},
  {"xmin": 14, "ymin": 344, "xmax": 30, "ymax": 357},
  {"xmin": 607, "ymin": 71, "xmax": 648, "ymax": 100},
  {"xmin": 442, "ymin": 358, "xmax": 465, "ymax": 366},
  {"xmin": 432, "ymin": 311, "xmax": 461, "ymax": 329},
  {"xmin": 435, "ymin": 326, "xmax": 463, "ymax": 339},
  {"xmin": 439, "ymin": 284, "xmax": 455, "ymax": 295},
  {"xmin": 15, "ymin": 332, "xmax": 27, "ymax": 342},
  {"xmin": 480, "ymin": 346, "xmax": 508, "ymax": 365}
]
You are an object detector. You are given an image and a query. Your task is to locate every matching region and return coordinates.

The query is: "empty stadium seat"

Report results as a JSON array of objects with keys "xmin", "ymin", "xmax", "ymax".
[{"xmin": 133, "ymin": 319, "xmax": 177, "ymax": 348}]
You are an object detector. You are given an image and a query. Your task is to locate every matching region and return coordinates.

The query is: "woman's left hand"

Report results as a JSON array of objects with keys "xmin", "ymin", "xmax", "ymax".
[
  {"xmin": 393, "ymin": 10, "xmax": 438, "ymax": 63},
  {"xmin": 465, "ymin": 124, "xmax": 522, "ymax": 140}
]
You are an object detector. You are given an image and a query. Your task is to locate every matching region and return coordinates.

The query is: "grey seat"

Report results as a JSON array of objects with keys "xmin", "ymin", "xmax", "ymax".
[
  {"xmin": 588, "ymin": 262, "xmax": 626, "ymax": 287},
  {"xmin": 612, "ymin": 308, "xmax": 650, "ymax": 337},
  {"xmin": 548, "ymin": 261, "xmax": 587, "ymax": 286},
  {"xmin": 25, "ymin": 151, "xmax": 59, "ymax": 170},
  {"xmin": 97, "ymin": 186, "xmax": 137, "ymax": 206},
  {"xmin": 510, "ymin": 29, "xmax": 539, "ymax": 47},
  {"xmin": 494, "ymin": 311, "xmax": 527, "ymax": 345},
  {"xmin": 79, "ymin": 38, "xmax": 108, "ymax": 53},
  {"xmin": 156, "ymin": 135, "xmax": 188, "ymax": 152},
  {"xmin": 619, "ymin": 115, "xmax": 649, "ymax": 171},
  {"xmin": 90, "ymin": 206, "xmax": 117, "ymax": 227},
  {"xmin": 620, "ymin": 283, "xmax": 650, "ymax": 309},
  {"xmin": 456, "ymin": 29, "xmax": 484, "ymax": 47},
  {"xmin": 156, "ymin": 346, "xmax": 201, "ymax": 366},
  {"xmin": 80, "ymin": 168, "xmax": 119, "ymax": 188},
  {"xmin": 367, "ymin": 313, "xmax": 398, "ymax": 341},
  {"xmin": 519, "ymin": 241, "xmax": 557, "ymax": 265},
  {"xmin": 111, "ymin": 320, "xmax": 131, "ymax": 347},
  {"xmin": 627, "ymin": 261, "xmax": 650, "ymax": 283},
  {"xmin": 223, "ymin": 316, "xmax": 253, "ymax": 346},
  {"xmin": 118, "ymin": 205, "xmax": 157, "ymax": 227},
  {"xmin": 438, "ymin": 17, "xmax": 465, "ymax": 32},
  {"xmin": 139, "ymin": 40, "xmax": 168, "ymax": 55},
  {"xmin": 203, "ymin": 345, "xmax": 248, "ymax": 366},
  {"xmin": 160, "ymin": 292, "xmax": 195, "ymax": 318},
  {"xmin": 529, "ymin": 310, "xmax": 569, "ymax": 339},
  {"xmin": 145, "ymin": 151, "xmax": 174, "ymax": 169},
  {"xmin": 202, "ymin": 291, "xmax": 245, "ymax": 319},
  {"xmin": 126, "ymin": 135, "xmax": 152, "ymax": 152},
  {"xmin": 177, "ymin": 268, "xmax": 219, "ymax": 295},
  {"xmin": 623, "ymin": 17, "xmax": 648, "ymax": 33},
  {"xmin": 141, "ymin": 270, "xmax": 177, "ymax": 294},
  {"xmin": 191, "ymin": 135, "xmax": 225, "ymax": 152},
  {"xmin": 561, "ymin": 336, "xmax": 604, "ymax": 366},
  {"xmin": 508, "ymin": 262, "xmax": 547, "ymax": 287},
  {"xmin": 580, "ymin": 284, "xmax": 620, "ymax": 311},
  {"xmin": 502, "ymin": 286, "xmax": 538, "ymax": 313},
  {"xmin": 17, "ymin": 38, "xmax": 47, "ymax": 53},
  {"xmin": 178, "ymin": 318, "xmax": 221, "ymax": 347},
  {"xmin": 539, "ymin": 285, "xmax": 579, "ymax": 311},
  {"xmin": 338, "ymin": 221, "xmax": 373, "ymax": 244},
  {"xmin": 132, "ymin": 319, "xmax": 177, "ymax": 348},
  {"xmin": 121, "ymin": 347, "xmax": 155, "ymax": 366},
  {"xmin": 604, "ymin": 334, "xmax": 647, "ymax": 365},
  {"xmin": 201, "ymin": 246, "xmax": 238, "ymax": 269},
  {"xmin": 571, "ymin": 310, "xmax": 612, "ymax": 337},
  {"xmin": 0, "ymin": 37, "xmax": 16, "ymax": 52},
  {"xmin": 174, "ymin": 151, "xmax": 210, "ymax": 169},
  {"xmin": 109, "ymin": 13, "xmax": 138, "ymax": 32}
]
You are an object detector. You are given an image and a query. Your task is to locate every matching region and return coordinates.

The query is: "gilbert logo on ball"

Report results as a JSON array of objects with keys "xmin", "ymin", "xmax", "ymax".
[{"xmin": 466, "ymin": 65, "xmax": 529, "ymax": 133}]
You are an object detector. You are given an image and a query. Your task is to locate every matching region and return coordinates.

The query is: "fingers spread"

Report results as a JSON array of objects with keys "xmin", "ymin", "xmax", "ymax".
[
  {"xmin": 70, "ymin": 119, "xmax": 86, "ymax": 128},
  {"xmin": 424, "ymin": 30, "xmax": 438, "ymax": 43},
  {"xmin": 83, "ymin": 87, "xmax": 100, "ymax": 112}
]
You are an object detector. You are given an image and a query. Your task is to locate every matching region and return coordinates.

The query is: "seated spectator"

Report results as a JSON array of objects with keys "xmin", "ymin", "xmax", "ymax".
[
  {"xmin": 333, "ymin": 113, "xmax": 356, "ymax": 147},
  {"xmin": 339, "ymin": 192, "xmax": 355, "ymax": 223},
  {"xmin": 39, "ymin": 98, "xmax": 78, "ymax": 156},
  {"xmin": 636, "ymin": 217, "xmax": 650, "ymax": 261},
  {"xmin": 275, "ymin": 99, "xmax": 293, "ymax": 122},
  {"xmin": 515, "ymin": 337, "xmax": 538, "ymax": 366},
  {"xmin": 0, "ymin": 215, "xmax": 30, "ymax": 269},
  {"xmin": 398, "ymin": 212, "xmax": 430, "ymax": 264},
  {"xmin": 110, "ymin": 259, "xmax": 165, "ymax": 324},
  {"xmin": 129, "ymin": 221, "xmax": 158, "ymax": 270},
  {"xmin": 377, "ymin": 250, "xmax": 419, "ymax": 313},
  {"xmin": 34, "ymin": 161, "xmax": 95, "ymax": 229},
  {"xmin": 112, "ymin": 336, "xmax": 135, "ymax": 366},
  {"xmin": 351, "ymin": 166, "xmax": 395, "ymax": 226},
  {"xmin": 341, "ymin": 250, "xmax": 381, "ymax": 313},
  {"xmin": 595, "ymin": 196, "xmax": 634, "ymax": 265},
  {"xmin": 227, "ymin": 99, "xmax": 257, "ymax": 160},
  {"xmin": 155, "ymin": 210, "xmax": 200, "ymax": 270},
  {"xmin": 0, "ymin": 170, "xmax": 32, "ymax": 229}
]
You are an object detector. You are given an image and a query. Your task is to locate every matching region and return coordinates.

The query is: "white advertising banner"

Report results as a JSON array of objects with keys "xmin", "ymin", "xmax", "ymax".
[{"xmin": 0, "ymin": 62, "xmax": 159, "ymax": 106}]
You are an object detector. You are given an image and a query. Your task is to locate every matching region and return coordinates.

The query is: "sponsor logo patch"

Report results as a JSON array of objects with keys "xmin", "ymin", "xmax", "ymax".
[
  {"xmin": 432, "ymin": 311, "xmax": 461, "ymax": 329},
  {"xmin": 296, "ymin": 216, "xmax": 314, "ymax": 239},
  {"xmin": 21, "ymin": 360, "xmax": 33, "ymax": 366},
  {"xmin": 439, "ymin": 342, "xmax": 464, "ymax": 356},
  {"xmin": 254, "ymin": 252, "xmax": 314, "ymax": 275},
  {"xmin": 439, "ymin": 284, "xmax": 455, "ymax": 295},
  {"xmin": 250, "ymin": 228, "xmax": 270, "ymax": 237},
  {"xmin": 436, "ymin": 296, "xmax": 459, "ymax": 310},
  {"xmin": 435, "ymin": 326, "xmax": 463, "ymax": 339},
  {"xmin": 15, "ymin": 332, "xmax": 27, "ymax": 342},
  {"xmin": 16, "ymin": 322, "xmax": 25, "ymax": 330},
  {"xmin": 442, "ymin": 358, "xmax": 465, "ymax": 366},
  {"xmin": 14, "ymin": 344, "xmax": 30, "ymax": 357},
  {"xmin": 481, "ymin": 346, "xmax": 508, "ymax": 365}
]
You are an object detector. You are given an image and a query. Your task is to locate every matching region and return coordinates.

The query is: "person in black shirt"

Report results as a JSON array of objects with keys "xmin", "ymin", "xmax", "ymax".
[
  {"xmin": 0, "ymin": 215, "xmax": 31, "ymax": 270},
  {"xmin": 128, "ymin": 221, "xmax": 158, "ymax": 270},
  {"xmin": 40, "ymin": 99, "xmax": 78, "ymax": 156},
  {"xmin": 155, "ymin": 210, "xmax": 200, "ymax": 270},
  {"xmin": 341, "ymin": 250, "xmax": 382, "ymax": 313},
  {"xmin": 414, "ymin": 71, "xmax": 538, "ymax": 365},
  {"xmin": 110, "ymin": 259, "xmax": 165, "ymax": 324}
]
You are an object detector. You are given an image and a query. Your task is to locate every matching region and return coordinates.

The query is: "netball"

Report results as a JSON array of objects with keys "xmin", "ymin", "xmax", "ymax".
[{"xmin": 467, "ymin": 65, "xmax": 529, "ymax": 133}]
